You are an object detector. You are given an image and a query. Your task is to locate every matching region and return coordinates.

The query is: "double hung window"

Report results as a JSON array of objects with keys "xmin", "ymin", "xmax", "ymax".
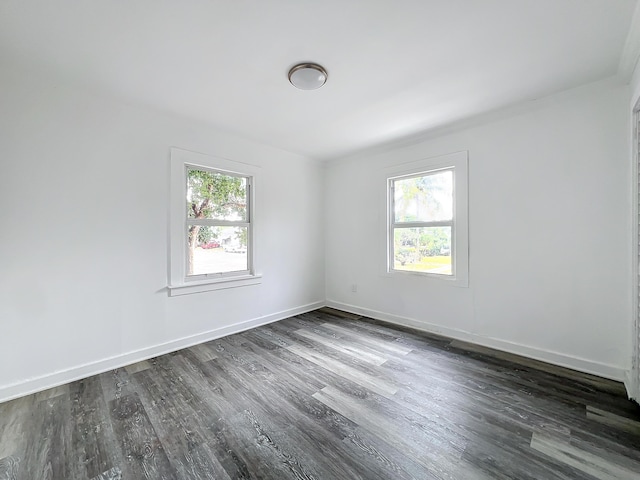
[
  {"xmin": 385, "ymin": 151, "xmax": 468, "ymax": 286},
  {"xmin": 390, "ymin": 168, "xmax": 454, "ymax": 275},
  {"xmin": 169, "ymin": 148, "xmax": 261, "ymax": 295},
  {"xmin": 186, "ymin": 166, "xmax": 251, "ymax": 278}
]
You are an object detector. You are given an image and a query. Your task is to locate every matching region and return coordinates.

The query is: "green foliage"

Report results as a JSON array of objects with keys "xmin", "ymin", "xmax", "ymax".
[
  {"xmin": 196, "ymin": 226, "xmax": 220, "ymax": 244},
  {"xmin": 187, "ymin": 169, "xmax": 246, "ymax": 221},
  {"xmin": 236, "ymin": 227, "xmax": 247, "ymax": 247},
  {"xmin": 396, "ymin": 246, "xmax": 417, "ymax": 266},
  {"xmin": 198, "ymin": 228, "xmax": 213, "ymax": 244},
  {"xmin": 418, "ymin": 227, "xmax": 450, "ymax": 257},
  {"xmin": 394, "ymin": 227, "xmax": 450, "ymax": 265}
]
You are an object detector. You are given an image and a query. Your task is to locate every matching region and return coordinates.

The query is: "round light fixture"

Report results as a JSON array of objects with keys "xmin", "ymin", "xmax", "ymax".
[{"xmin": 288, "ymin": 63, "xmax": 328, "ymax": 90}]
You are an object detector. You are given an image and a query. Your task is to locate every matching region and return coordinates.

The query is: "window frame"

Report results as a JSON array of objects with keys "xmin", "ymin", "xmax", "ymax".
[
  {"xmin": 383, "ymin": 151, "xmax": 469, "ymax": 287},
  {"xmin": 169, "ymin": 148, "xmax": 262, "ymax": 296}
]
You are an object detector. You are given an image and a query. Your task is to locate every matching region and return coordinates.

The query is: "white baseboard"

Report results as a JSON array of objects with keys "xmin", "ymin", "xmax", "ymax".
[
  {"xmin": 0, "ymin": 301, "xmax": 324, "ymax": 404},
  {"xmin": 2, "ymin": 299, "xmax": 629, "ymax": 403},
  {"xmin": 326, "ymin": 300, "xmax": 626, "ymax": 382}
]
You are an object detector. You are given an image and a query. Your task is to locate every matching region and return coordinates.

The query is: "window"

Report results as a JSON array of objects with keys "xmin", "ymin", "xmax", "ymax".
[
  {"xmin": 169, "ymin": 148, "xmax": 261, "ymax": 296},
  {"xmin": 186, "ymin": 166, "xmax": 250, "ymax": 277},
  {"xmin": 385, "ymin": 151, "xmax": 468, "ymax": 286},
  {"xmin": 390, "ymin": 169, "xmax": 454, "ymax": 274}
]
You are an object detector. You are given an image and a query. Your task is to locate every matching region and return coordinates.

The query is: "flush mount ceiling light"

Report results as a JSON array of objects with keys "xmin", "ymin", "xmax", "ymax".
[{"xmin": 288, "ymin": 63, "xmax": 328, "ymax": 90}]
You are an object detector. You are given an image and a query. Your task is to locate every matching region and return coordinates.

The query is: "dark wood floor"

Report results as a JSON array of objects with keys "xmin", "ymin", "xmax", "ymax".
[{"xmin": 1, "ymin": 308, "xmax": 640, "ymax": 480}]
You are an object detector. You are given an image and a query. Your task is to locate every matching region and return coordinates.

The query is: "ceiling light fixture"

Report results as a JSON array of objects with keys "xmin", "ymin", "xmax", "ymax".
[{"xmin": 288, "ymin": 63, "xmax": 328, "ymax": 90}]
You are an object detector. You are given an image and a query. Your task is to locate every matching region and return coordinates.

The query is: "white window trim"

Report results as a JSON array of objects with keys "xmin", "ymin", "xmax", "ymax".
[
  {"xmin": 168, "ymin": 147, "xmax": 262, "ymax": 296},
  {"xmin": 382, "ymin": 150, "xmax": 469, "ymax": 287}
]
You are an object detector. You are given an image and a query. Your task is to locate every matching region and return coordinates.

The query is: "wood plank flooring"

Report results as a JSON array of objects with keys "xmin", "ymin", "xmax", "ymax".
[{"xmin": 1, "ymin": 308, "xmax": 640, "ymax": 479}]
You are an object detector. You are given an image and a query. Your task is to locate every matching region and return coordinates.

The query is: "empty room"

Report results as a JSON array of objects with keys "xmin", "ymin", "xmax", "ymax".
[{"xmin": 2, "ymin": 1, "xmax": 640, "ymax": 479}]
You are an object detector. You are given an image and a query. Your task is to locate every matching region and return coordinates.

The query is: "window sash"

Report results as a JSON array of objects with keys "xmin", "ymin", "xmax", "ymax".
[
  {"xmin": 186, "ymin": 165, "xmax": 251, "ymax": 222},
  {"xmin": 185, "ymin": 225, "xmax": 251, "ymax": 280},
  {"xmin": 391, "ymin": 168, "xmax": 454, "ymax": 223},
  {"xmin": 389, "ymin": 225, "xmax": 455, "ymax": 275}
]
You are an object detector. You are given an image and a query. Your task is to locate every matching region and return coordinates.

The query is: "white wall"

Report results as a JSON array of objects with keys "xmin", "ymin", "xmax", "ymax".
[
  {"xmin": 0, "ymin": 65, "xmax": 325, "ymax": 401},
  {"xmin": 325, "ymin": 80, "xmax": 631, "ymax": 380}
]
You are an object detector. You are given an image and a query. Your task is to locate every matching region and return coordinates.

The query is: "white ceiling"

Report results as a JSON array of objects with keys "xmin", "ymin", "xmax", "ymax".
[{"xmin": 0, "ymin": 0, "xmax": 637, "ymax": 160}]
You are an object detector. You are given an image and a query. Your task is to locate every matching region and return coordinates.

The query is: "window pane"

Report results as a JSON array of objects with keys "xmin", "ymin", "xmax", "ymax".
[
  {"xmin": 187, "ymin": 225, "xmax": 248, "ymax": 275},
  {"xmin": 187, "ymin": 168, "xmax": 247, "ymax": 221},
  {"xmin": 394, "ymin": 170, "xmax": 452, "ymax": 223},
  {"xmin": 393, "ymin": 226, "xmax": 452, "ymax": 275}
]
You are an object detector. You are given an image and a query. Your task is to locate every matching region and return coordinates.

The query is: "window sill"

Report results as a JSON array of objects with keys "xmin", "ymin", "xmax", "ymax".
[
  {"xmin": 168, "ymin": 274, "xmax": 262, "ymax": 296},
  {"xmin": 381, "ymin": 269, "xmax": 468, "ymax": 288}
]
